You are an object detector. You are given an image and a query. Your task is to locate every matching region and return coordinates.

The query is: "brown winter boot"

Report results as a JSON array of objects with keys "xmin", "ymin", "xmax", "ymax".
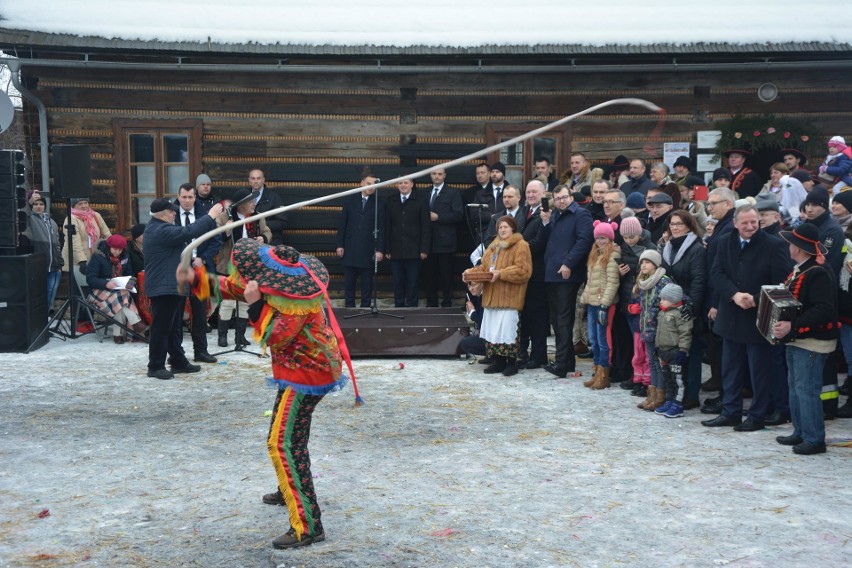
[
  {"xmin": 638, "ymin": 385, "xmax": 656, "ymax": 409},
  {"xmin": 584, "ymin": 365, "xmax": 600, "ymax": 387},
  {"xmin": 646, "ymin": 387, "xmax": 666, "ymax": 411},
  {"xmin": 590, "ymin": 366, "xmax": 611, "ymax": 390}
]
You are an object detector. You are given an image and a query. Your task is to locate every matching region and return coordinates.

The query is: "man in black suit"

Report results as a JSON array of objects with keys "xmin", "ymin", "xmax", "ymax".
[
  {"xmin": 424, "ymin": 168, "xmax": 463, "ymax": 307},
  {"xmin": 619, "ymin": 159, "xmax": 656, "ymax": 196},
  {"xmin": 465, "ymin": 162, "xmax": 495, "ymax": 246},
  {"xmin": 336, "ymin": 169, "xmax": 385, "ymax": 308},
  {"xmin": 248, "ymin": 169, "xmax": 288, "ymax": 245},
  {"xmin": 518, "ymin": 179, "xmax": 549, "ymax": 368},
  {"xmin": 175, "ymin": 183, "xmax": 222, "ymax": 364},
  {"xmin": 385, "ymin": 178, "xmax": 430, "ymax": 307},
  {"xmin": 482, "ymin": 185, "xmax": 525, "ymax": 246},
  {"xmin": 533, "ymin": 157, "xmax": 559, "ymax": 191},
  {"xmin": 702, "ymin": 204, "xmax": 793, "ymax": 431}
]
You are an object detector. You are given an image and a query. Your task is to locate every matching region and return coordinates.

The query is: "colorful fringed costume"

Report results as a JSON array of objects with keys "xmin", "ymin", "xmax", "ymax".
[{"xmin": 190, "ymin": 238, "xmax": 359, "ymax": 546}]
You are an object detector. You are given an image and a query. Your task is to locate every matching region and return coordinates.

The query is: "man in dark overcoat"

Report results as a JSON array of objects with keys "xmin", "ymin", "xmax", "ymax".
[
  {"xmin": 336, "ymin": 169, "xmax": 385, "ymax": 308},
  {"xmin": 702, "ymin": 204, "xmax": 793, "ymax": 430},
  {"xmin": 385, "ymin": 178, "xmax": 430, "ymax": 307},
  {"xmin": 518, "ymin": 179, "xmax": 549, "ymax": 368},
  {"xmin": 538, "ymin": 184, "xmax": 594, "ymax": 377}
]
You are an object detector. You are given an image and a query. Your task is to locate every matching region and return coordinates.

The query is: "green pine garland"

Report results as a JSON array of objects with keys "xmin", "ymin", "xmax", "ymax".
[{"xmin": 713, "ymin": 115, "xmax": 823, "ymax": 159}]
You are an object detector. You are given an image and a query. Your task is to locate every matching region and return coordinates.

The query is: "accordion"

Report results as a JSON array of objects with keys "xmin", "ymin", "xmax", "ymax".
[{"xmin": 756, "ymin": 285, "xmax": 802, "ymax": 345}]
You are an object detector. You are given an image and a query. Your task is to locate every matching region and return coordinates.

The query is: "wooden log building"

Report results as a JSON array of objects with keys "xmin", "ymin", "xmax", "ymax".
[{"xmin": 1, "ymin": 26, "xmax": 851, "ymax": 299}]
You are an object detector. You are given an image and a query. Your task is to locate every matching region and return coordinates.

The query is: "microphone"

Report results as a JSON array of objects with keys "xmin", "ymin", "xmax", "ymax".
[{"xmin": 467, "ymin": 203, "xmax": 488, "ymax": 208}]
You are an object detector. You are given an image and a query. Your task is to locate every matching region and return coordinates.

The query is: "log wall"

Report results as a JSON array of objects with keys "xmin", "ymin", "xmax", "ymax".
[{"xmin": 18, "ymin": 61, "xmax": 852, "ymax": 298}]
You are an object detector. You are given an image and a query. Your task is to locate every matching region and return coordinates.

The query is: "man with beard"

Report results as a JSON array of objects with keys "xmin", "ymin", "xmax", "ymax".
[
  {"xmin": 466, "ymin": 162, "xmax": 495, "ymax": 244},
  {"xmin": 538, "ymin": 185, "xmax": 594, "ymax": 378},
  {"xmin": 619, "ymin": 159, "xmax": 656, "ymax": 196}
]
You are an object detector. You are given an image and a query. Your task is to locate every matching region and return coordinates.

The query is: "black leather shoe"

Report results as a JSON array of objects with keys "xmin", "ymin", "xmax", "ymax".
[
  {"xmin": 681, "ymin": 398, "xmax": 700, "ymax": 410},
  {"xmin": 776, "ymin": 434, "xmax": 804, "ymax": 446},
  {"xmin": 171, "ymin": 363, "xmax": 202, "ymax": 374},
  {"xmin": 620, "ymin": 380, "xmax": 635, "ymax": 390},
  {"xmin": 194, "ymin": 351, "xmax": 218, "ymax": 363},
  {"xmin": 632, "ymin": 384, "xmax": 648, "ymax": 397},
  {"xmin": 521, "ymin": 359, "xmax": 542, "ymax": 370},
  {"xmin": 793, "ymin": 441, "xmax": 827, "ymax": 455},
  {"xmin": 478, "ymin": 357, "xmax": 493, "ymax": 365},
  {"xmin": 700, "ymin": 397, "xmax": 723, "ymax": 415},
  {"xmin": 576, "ymin": 350, "xmax": 593, "ymax": 359},
  {"xmin": 700, "ymin": 378, "xmax": 722, "ymax": 392},
  {"xmin": 764, "ymin": 410, "xmax": 791, "ymax": 426},
  {"xmin": 734, "ymin": 418, "xmax": 765, "ymax": 432},
  {"xmin": 837, "ymin": 399, "xmax": 852, "ymax": 419},
  {"xmin": 147, "ymin": 368, "xmax": 174, "ymax": 380},
  {"xmin": 701, "ymin": 414, "xmax": 742, "ymax": 427},
  {"xmin": 543, "ymin": 363, "xmax": 568, "ymax": 378}
]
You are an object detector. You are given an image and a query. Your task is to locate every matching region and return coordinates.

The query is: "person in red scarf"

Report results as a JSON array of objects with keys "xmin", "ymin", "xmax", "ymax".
[
  {"xmin": 61, "ymin": 198, "xmax": 111, "ymax": 294},
  {"xmin": 179, "ymin": 239, "xmax": 360, "ymax": 550},
  {"xmin": 85, "ymin": 234, "xmax": 148, "ymax": 343}
]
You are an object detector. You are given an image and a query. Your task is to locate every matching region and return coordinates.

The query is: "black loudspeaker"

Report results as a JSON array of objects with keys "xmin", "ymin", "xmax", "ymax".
[
  {"xmin": 0, "ymin": 253, "xmax": 48, "ymax": 352},
  {"xmin": 52, "ymin": 144, "xmax": 92, "ymax": 199},
  {"xmin": 0, "ymin": 149, "xmax": 26, "ymax": 255}
]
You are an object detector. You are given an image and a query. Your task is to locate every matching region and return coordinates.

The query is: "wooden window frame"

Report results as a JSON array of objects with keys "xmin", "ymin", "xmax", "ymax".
[
  {"xmin": 485, "ymin": 124, "xmax": 571, "ymax": 189},
  {"xmin": 112, "ymin": 118, "xmax": 202, "ymax": 232}
]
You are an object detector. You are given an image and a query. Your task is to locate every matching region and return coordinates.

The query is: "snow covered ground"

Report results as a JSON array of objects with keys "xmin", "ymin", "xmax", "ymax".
[{"xmin": 1, "ymin": 331, "xmax": 851, "ymax": 567}]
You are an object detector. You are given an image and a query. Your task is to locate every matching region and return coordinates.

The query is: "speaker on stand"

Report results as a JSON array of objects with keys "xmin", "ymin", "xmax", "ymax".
[{"xmin": 0, "ymin": 252, "xmax": 48, "ymax": 352}]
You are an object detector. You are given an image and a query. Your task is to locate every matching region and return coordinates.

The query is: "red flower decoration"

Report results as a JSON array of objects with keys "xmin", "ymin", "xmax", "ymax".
[
  {"xmin": 753, "ymin": 131, "xmax": 761, "ymax": 137},
  {"xmin": 784, "ymin": 131, "xmax": 791, "ymax": 139}
]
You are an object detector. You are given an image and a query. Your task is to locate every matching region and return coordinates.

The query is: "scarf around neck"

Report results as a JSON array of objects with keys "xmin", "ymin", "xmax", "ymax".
[
  {"xmin": 72, "ymin": 208, "xmax": 101, "ymax": 249},
  {"xmin": 663, "ymin": 232, "xmax": 698, "ymax": 267},
  {"xmin": 637, "ymin": 266, "xmax": 667, "ymax": 290}
]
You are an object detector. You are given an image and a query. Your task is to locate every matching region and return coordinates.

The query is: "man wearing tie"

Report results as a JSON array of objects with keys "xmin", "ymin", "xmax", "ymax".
[
  {"xmin": 424, "ymin": 167, "xmax": 463, "ymax": 307},
  {"xmin": 482, "ymin": 185, "xmax": 525, "ymax": 246},
  {"xmin": 385, "ymin": 178, "xmax": 430, "ymax": 307},
  {"xmin": 490, "ymin": 162, "xmax": 507, "ymax": 204},
  {"xmin": 248, "ymin": 169, "xmax": 288, "ymax": 245},
  {"xmin": 336, "ymin": 168, "xmax": 385, "ymax": 308},
  {"xmin": 175, "ymin": 183, "xmax": 221, "ymax": 363},
  {"xmin": 702, "ymin": 205, "xmax": 793, "ymax": 431}
]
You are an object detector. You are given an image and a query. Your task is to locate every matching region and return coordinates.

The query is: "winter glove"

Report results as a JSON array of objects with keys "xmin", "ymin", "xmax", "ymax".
[
  {"xmin": 78, "ymin": 261, "xmax": 87, "ymax": 273},
  {"xmin": 627, "ymin": 302, "xmax": 641, "ymax": 315},
  {"xmin": 674, "ymin": 351, "xmax": 688, "ymax": 367},
  {"xmin": 126, "ymin": 277, "xmax": 138, "ymax": 290},
  {"xmin": 819, "ymin": 164, "xmax": 828, "ymax": 174},
  {"xmin": 597, "ymin": 306, "xmax": 608, "ymax": 326}
]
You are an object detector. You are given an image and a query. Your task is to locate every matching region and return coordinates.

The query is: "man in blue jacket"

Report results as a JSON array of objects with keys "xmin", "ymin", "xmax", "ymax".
[
  {"xmin": 538, "ymin": 184, "xmax": 594, "ymax": 377},
  {"xmin": 175, "ymin": 183, "xmax": 222, "ymax": 363},
  {"xmin": 145, "ymin": 197, "xmax": 223, "ymax": 380}
]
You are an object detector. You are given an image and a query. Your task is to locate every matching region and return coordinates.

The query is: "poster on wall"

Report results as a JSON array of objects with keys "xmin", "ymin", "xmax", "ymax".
[
  {"xmin": 696, "ymin": 154, "xmax": 722, "ymax": 172},
  {"xmin": 663, "ymin": 142, "xmax": 691, "ymax": 169},
  {"xmin": 697, "ymin": 130, "xmax": 722, "ymax": 149}
]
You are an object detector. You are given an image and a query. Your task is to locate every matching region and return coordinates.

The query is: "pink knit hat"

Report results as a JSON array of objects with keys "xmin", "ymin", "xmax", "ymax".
[
  {"xmin": 829, "ymin": 136, "xmax": 846, "ymax": 149},
  {"xmin": 593, "ymin": 220, "xmax": 618, "ymax": 241},
  {"xmin": 619, "ymin": 216, "xmax": 643, "ymax": 238}
]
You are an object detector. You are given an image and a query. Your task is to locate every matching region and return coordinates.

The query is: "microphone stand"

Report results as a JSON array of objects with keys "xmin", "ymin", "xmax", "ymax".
[{"xmin": 345, "ymin": 186, "xmax": 403, "ymax": 320}]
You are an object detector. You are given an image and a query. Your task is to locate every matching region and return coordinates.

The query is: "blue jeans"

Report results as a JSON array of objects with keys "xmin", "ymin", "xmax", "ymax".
[
  {"xmin": 587, "ymin": 305, "xmax": 609, "ymax": 367},
  {"xmin": 786, "ymin": 345, "xmax": 828, "ymax": 445},
  {"xmin": 645, "ymin": 340, "xmax": 663, "ymax": 389},
  {"xmin": 46, "ymin": 270, "xmax": 61, "ymax": 311},
  {"xmin": 840, "ymin": 325, "xmax": 852, "ymax": 376}
]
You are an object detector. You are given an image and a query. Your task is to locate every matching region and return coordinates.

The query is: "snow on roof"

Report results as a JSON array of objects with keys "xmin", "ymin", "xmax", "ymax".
[{"xmin": 1, "ymin": 0, "xmax": 851, "ymax": 50}]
